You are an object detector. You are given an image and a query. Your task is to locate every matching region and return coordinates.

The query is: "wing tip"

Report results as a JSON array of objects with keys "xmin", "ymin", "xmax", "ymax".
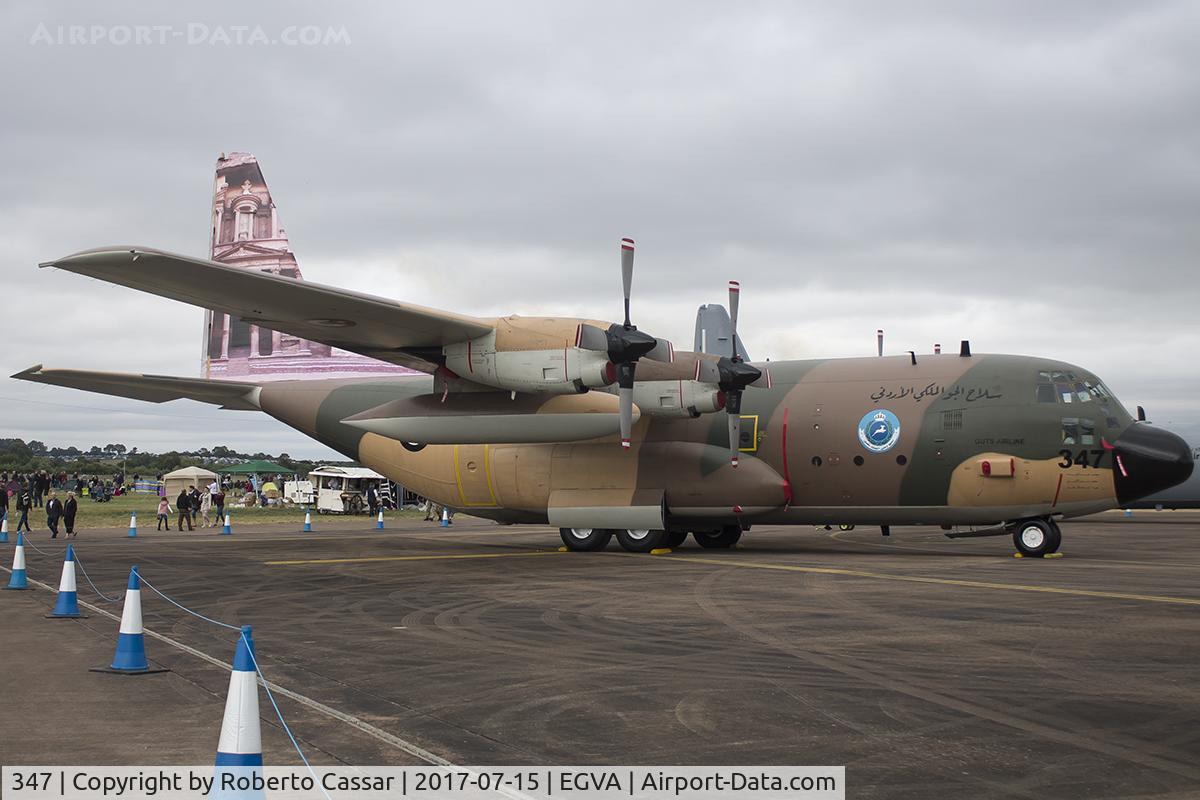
[{"xmin": 11, "ymin": 363, "xmax": 44, "ymax": 380}]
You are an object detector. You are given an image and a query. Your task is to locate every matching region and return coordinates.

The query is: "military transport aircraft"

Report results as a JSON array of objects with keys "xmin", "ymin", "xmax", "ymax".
[{"xmin": 15, "ymin": 242, "xmax": 1193, "ymax": 557}]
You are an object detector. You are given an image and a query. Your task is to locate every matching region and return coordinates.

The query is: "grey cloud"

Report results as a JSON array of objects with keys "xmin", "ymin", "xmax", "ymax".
[{"xmin": 1, "ymin": 0, "xmax": 1197, "ymax": 455}]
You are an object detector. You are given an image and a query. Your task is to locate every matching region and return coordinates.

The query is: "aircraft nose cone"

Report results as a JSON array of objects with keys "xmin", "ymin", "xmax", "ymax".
[{"xmin": 1112, "ymin": 423, "xmax": 1194, "ymax": 505}]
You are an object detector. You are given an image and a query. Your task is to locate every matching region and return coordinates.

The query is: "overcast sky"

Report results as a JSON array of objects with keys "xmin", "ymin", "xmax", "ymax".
[{"xmin": 2, "ymin": 0, "xmax": 1198, "ymax": 459}]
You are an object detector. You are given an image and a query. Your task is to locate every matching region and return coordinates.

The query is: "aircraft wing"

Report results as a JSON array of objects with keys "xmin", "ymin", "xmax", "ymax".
[
  {"xmin": 41, "ymin": 247, "xmax": 497, "ymax": 373},
  {"xmin": 12, "ymin": 364, "xmax": 262, "ymax": 410}
]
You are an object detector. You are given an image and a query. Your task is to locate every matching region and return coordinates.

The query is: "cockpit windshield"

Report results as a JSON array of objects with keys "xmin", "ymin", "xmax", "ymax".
[{"xmin": 1036, "ymin": 369, "xmax": 1128, "ymax": 429}]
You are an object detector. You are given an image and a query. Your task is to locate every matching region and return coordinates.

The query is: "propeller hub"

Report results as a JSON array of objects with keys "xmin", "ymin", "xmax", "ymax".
[{"xmin": 606, "ymin": 324, "xmax": 658, "ymax": 364}]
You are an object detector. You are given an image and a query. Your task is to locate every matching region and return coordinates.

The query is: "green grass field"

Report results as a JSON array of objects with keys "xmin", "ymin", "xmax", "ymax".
[{"xmin": 13, "ymin": 492, "xmax": 423, "ymax": 530}]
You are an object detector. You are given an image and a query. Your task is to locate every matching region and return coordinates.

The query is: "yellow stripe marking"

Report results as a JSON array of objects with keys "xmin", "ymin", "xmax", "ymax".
[
  {"xmin": 265, "ymin": 550, "xmax": 563, "ymax": 566},
  {"xmin": 452, "ymin": 444, "xmax": 500, "ymax": 507},
  {"xmin": 644, "ymin": 554, "xmax": 1200, "ymax": 606}
]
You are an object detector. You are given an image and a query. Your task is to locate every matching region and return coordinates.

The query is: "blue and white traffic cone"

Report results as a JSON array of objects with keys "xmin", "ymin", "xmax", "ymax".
[
  {"xmin": 4, "ymin": 533, "xmax": 27, "ymax": 590},
  {"xmin": 376, "ymin": 510, "xmax": 384, "ymax": 529},
  {"xmin": 127, "ymin": 512, "xmax": 137, "ymax": 538},
  {"xmin": 440, "ymin": 506, "xmax": 450, "ymax": 527},
  {"xmin": 1, "ymin": 513, "xmax": 9, "ymax": 543},
  {"xmin": 222, "ymin": 514, "xmax": 232, "ymax": 535},
  {"xmin": 92, "ymin": 566, "xmax": 168, "ymax": 674},
  {"xmin": 47, "ymin": 544, "xmax": 85, "ymax": 617},
  {"xmin": 214, "ymin": 625, "xmax": 264, "ymax": 791},
  {"xmin": 303, "ymin": 510, "xmax": 312, "ymax": 532}
]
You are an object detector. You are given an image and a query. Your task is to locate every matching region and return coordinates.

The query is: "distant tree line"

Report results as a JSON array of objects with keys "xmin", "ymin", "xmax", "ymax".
[{"xmin": 0, "ymin": 438, "xmax": 350, "ymax": 476}]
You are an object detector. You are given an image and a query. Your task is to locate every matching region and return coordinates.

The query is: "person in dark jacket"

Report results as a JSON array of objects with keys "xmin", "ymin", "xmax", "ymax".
[
  {"xmin": 189, "ymin": 486, "xmax": 201, "ymax": 524},
  {"xmin": 15, "ymin": 490, "xmax": 32, "ymax": 532},
  {"xmin": 175, "ymin": 488, "xmax": 194, "ymax": 531},
  {"xmin": 63, "ymin": 491, "xmax": 78, "ymax": 537},
  {"xmin": 213, "ymin": 489, "xmax": 226, "ymax": 524},
  {"xmin": 45, "ymin": 491, "xmax": 63, "ymax": 538},
  {"xmin": 1, "ymin": 485, "xmax": 8, "ymax": 523}
]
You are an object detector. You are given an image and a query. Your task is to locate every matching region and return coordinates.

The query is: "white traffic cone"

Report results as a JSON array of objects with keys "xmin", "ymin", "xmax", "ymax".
[
  {"xmin": 1, "ymin": 513, "xmax": 8, "ymax": 543},
  {"xmin": 303, "ymin": 510, "xmax": 312, "ymax": 532},
  {"xmin": 4, "ymin": 533, "xmax": 27, "ymax": 590},
  {"xmin": 376, "ymin": 509, "xmax": 384, "ymax": 529},
  {"xmin": 222, "ymin": 514, "xmax": 232, "ymax": 535},
  {"xmin": 127, "ymin": 512, "xmax": 137, "ymax": 538},
  {"xmin": 212, "ymin": 626, "xmax": 264, "ymax": 799},
  {"xmin": 47, "ymin": 544, "xmax": 85, "ymax": 617},
  {"xmin": 92, "ymin": 566, "xmax": 168, "ymax": 674},
  {"xmin": 440, "ymin": 506, "xmax": 450, "ymax": 527}
]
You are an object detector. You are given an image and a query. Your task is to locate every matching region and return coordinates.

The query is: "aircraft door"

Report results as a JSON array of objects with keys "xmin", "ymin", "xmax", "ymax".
[{"xmin": 454, "ymin": 445, "xmax": 499, "ymax": 507}]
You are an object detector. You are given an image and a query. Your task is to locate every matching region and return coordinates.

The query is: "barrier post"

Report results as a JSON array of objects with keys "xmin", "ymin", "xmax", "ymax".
[
  {"xmin": 213, "ymin": 626, "xmax": 265, "ymax": 798},
  {"xmin": 91, "ymin": 566, "xmax": 169, "ymax": 675},
  {"xmin": 47, "ymin": 544, "xmax": 86, "ymax": 618},
  {"xmin": 4, "ymin": 533, "xmax": 27, "ymax": 590}
]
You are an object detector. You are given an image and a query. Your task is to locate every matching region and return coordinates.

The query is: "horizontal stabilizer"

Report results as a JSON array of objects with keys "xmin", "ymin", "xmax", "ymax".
[
  {"xmin": 11, "ymin": 365, "xmax": 262, "ymax": 410},
  {"xmin": 342, "ymin": 391, "xmax": 638, "ymax": 444},
  {"xmin": 41, "ymin": 247, "xmax": 497, "ymax": 372}
]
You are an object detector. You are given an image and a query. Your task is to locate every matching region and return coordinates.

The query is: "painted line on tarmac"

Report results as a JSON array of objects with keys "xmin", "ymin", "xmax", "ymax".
[
  {"xmin": 0, "ymin": 564, "xmax": 453, "ymax": 766},
  {"xmin": 265, "ymin": 550, "xmax": 565, "ymax": 566},
  {"xmin": 642, "ymin": 554, "xmax": 1200, "ymax": 606}
]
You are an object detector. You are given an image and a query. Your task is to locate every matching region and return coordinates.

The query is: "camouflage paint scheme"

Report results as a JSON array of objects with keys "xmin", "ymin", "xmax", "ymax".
[{"xmin": 251, "ymin": 351, "xmax": 1135, "ymax": 529}]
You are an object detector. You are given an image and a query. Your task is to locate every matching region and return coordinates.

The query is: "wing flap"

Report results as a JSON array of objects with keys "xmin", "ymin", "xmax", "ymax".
[
  {"xmin": 41, "ymin": 247, "xmax": 496, "ymax": 370},
  {"xmin": 12, "ymin": 365, "xmax": 262, "ymax": 410}
]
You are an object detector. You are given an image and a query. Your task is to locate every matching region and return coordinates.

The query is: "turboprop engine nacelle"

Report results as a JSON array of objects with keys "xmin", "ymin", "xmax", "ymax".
[
  {"xmin": 610, "ymin": 379, "xmax": 724, "ymax": 418},
  {"xmin": 443, "ymin": 323, "xmax": 616, "ymax": 395}
]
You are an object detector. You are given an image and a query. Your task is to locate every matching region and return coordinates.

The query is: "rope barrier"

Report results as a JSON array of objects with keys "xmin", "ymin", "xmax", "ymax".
[
  {"xmin": 241, "ymin": 629, "xmax": 332, "ymax": 798},
  {"xmin": 8, "ymin": 536, "xmax": 324, "ymax": 773},
  {"xmin": 73, "ymin": 553, "xmax": 121, "ymax": 603},
  {"xmin": 137, "ymin": 574, "xmax": 241, "ymax": 631}
]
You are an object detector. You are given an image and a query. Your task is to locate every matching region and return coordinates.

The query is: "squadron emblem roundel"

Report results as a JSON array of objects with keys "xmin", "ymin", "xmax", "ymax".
[{"xmin": 858, "ymin": 409, "xmax": 901, "ymax": 453}]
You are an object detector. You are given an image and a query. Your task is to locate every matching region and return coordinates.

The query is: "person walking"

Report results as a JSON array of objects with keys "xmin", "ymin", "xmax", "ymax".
[
  {"xmin": 175, "ymin": 488, "xmax": 194, "ymax": 531},
  {"xmin": 213, "ymin": 488, "xmax": 225, "ymax": 523},
  {"xmin": 199, "ymin": 488, "xmax": 212, "ymax": 528},
  {"xmin": 366, "ymin": 483, "xmax": 380, "ymax": 518},
  {"xmin": 45, "ymin": 491, "xmax": 63, "ymax": 538},
  {"xmin": 15, "ymin": 489, "xmax": 32, "ymax": 533},
  {"xmin": 63, "ymin": 491, "xmax": 78, "ymax": 537},
  {"xmin": 189, "ymin": 486, "xmax": 201, "ymax": 525},
  {"xmin": 156, "ymin": 496, "xmax": 172, "ymax": 530}
]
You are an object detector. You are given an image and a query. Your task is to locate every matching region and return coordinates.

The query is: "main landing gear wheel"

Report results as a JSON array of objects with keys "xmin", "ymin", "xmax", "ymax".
[
  {"xmin": 1046, "ymin": 519, "xmax": 1063, "ymax": 554},
  {"xmin": 1012, "ymin": 518, "xmax": 1057, "ymax": 558},
  {"xmin": 693, "ymin": 526, "xmax": 743, "ymax": 549},
  {"xmin": 615, "ymin": 528, "xmax": 668, "ymax": 553},
  {"xmin": 663, "ymin": 531, "xmax": 688, "ymax": 548},
  {"xmin": 559, "ymin": 528, "xmax": 613, "ymax": 551}
]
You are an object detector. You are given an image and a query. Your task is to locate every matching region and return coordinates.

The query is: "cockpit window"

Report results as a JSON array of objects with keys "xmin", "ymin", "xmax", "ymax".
[
  {"xmin": 1062, "ymin": 417, "xmax": 1095, "ymax": 446},
  {"xmin": 1037, "ymin": 371, "xmax": 1115, "ymax": 406}
]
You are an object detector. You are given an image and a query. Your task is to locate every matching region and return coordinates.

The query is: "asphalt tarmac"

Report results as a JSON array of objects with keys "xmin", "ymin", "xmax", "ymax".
[{"xmin": 2, "ymin": 511, "xmax": 1198, "ymax": 799}]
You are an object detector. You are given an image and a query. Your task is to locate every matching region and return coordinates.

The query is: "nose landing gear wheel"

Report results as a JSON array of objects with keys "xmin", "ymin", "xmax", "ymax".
[
  {"xmin": 1012, "ymin": 518, "xmax": 1058, "ymax": 558},
  {"xmin": 693, "ymin": 526, "xmax": 743, "ymax": 549},
  {"xmin": 559, "ymin": 527, "xmax": 613, "ymax": 551},
  {"xmin": 615, "ymin": 528, "xmax": 668, "ymax": 553}
]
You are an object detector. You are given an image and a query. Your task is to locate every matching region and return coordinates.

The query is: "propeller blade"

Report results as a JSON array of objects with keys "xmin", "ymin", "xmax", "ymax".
[
  {"xmin": 727, "ymin": 409, "xmax": 741, "ymax": 468},
  {"xmin": 727, "ymin": 280, "xmax": 740, "ymax": 358},
  {"xmin": 617, "ymin": 361, "xmax": 636, "ymax": 449},
  {"xmin": 619, "ymin": 387, "xmax": 634, "ymax": 448},
  {"xmin": 575, "ymin": 323, "xmax": 610, "ymax": 352},
  {"xmin": 645, "ymin": 337, "xmax": 674, "ymax": 363},
  {"xmin": 621, "ymin": 238, "xmax": 635, "ymax": 328}
]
